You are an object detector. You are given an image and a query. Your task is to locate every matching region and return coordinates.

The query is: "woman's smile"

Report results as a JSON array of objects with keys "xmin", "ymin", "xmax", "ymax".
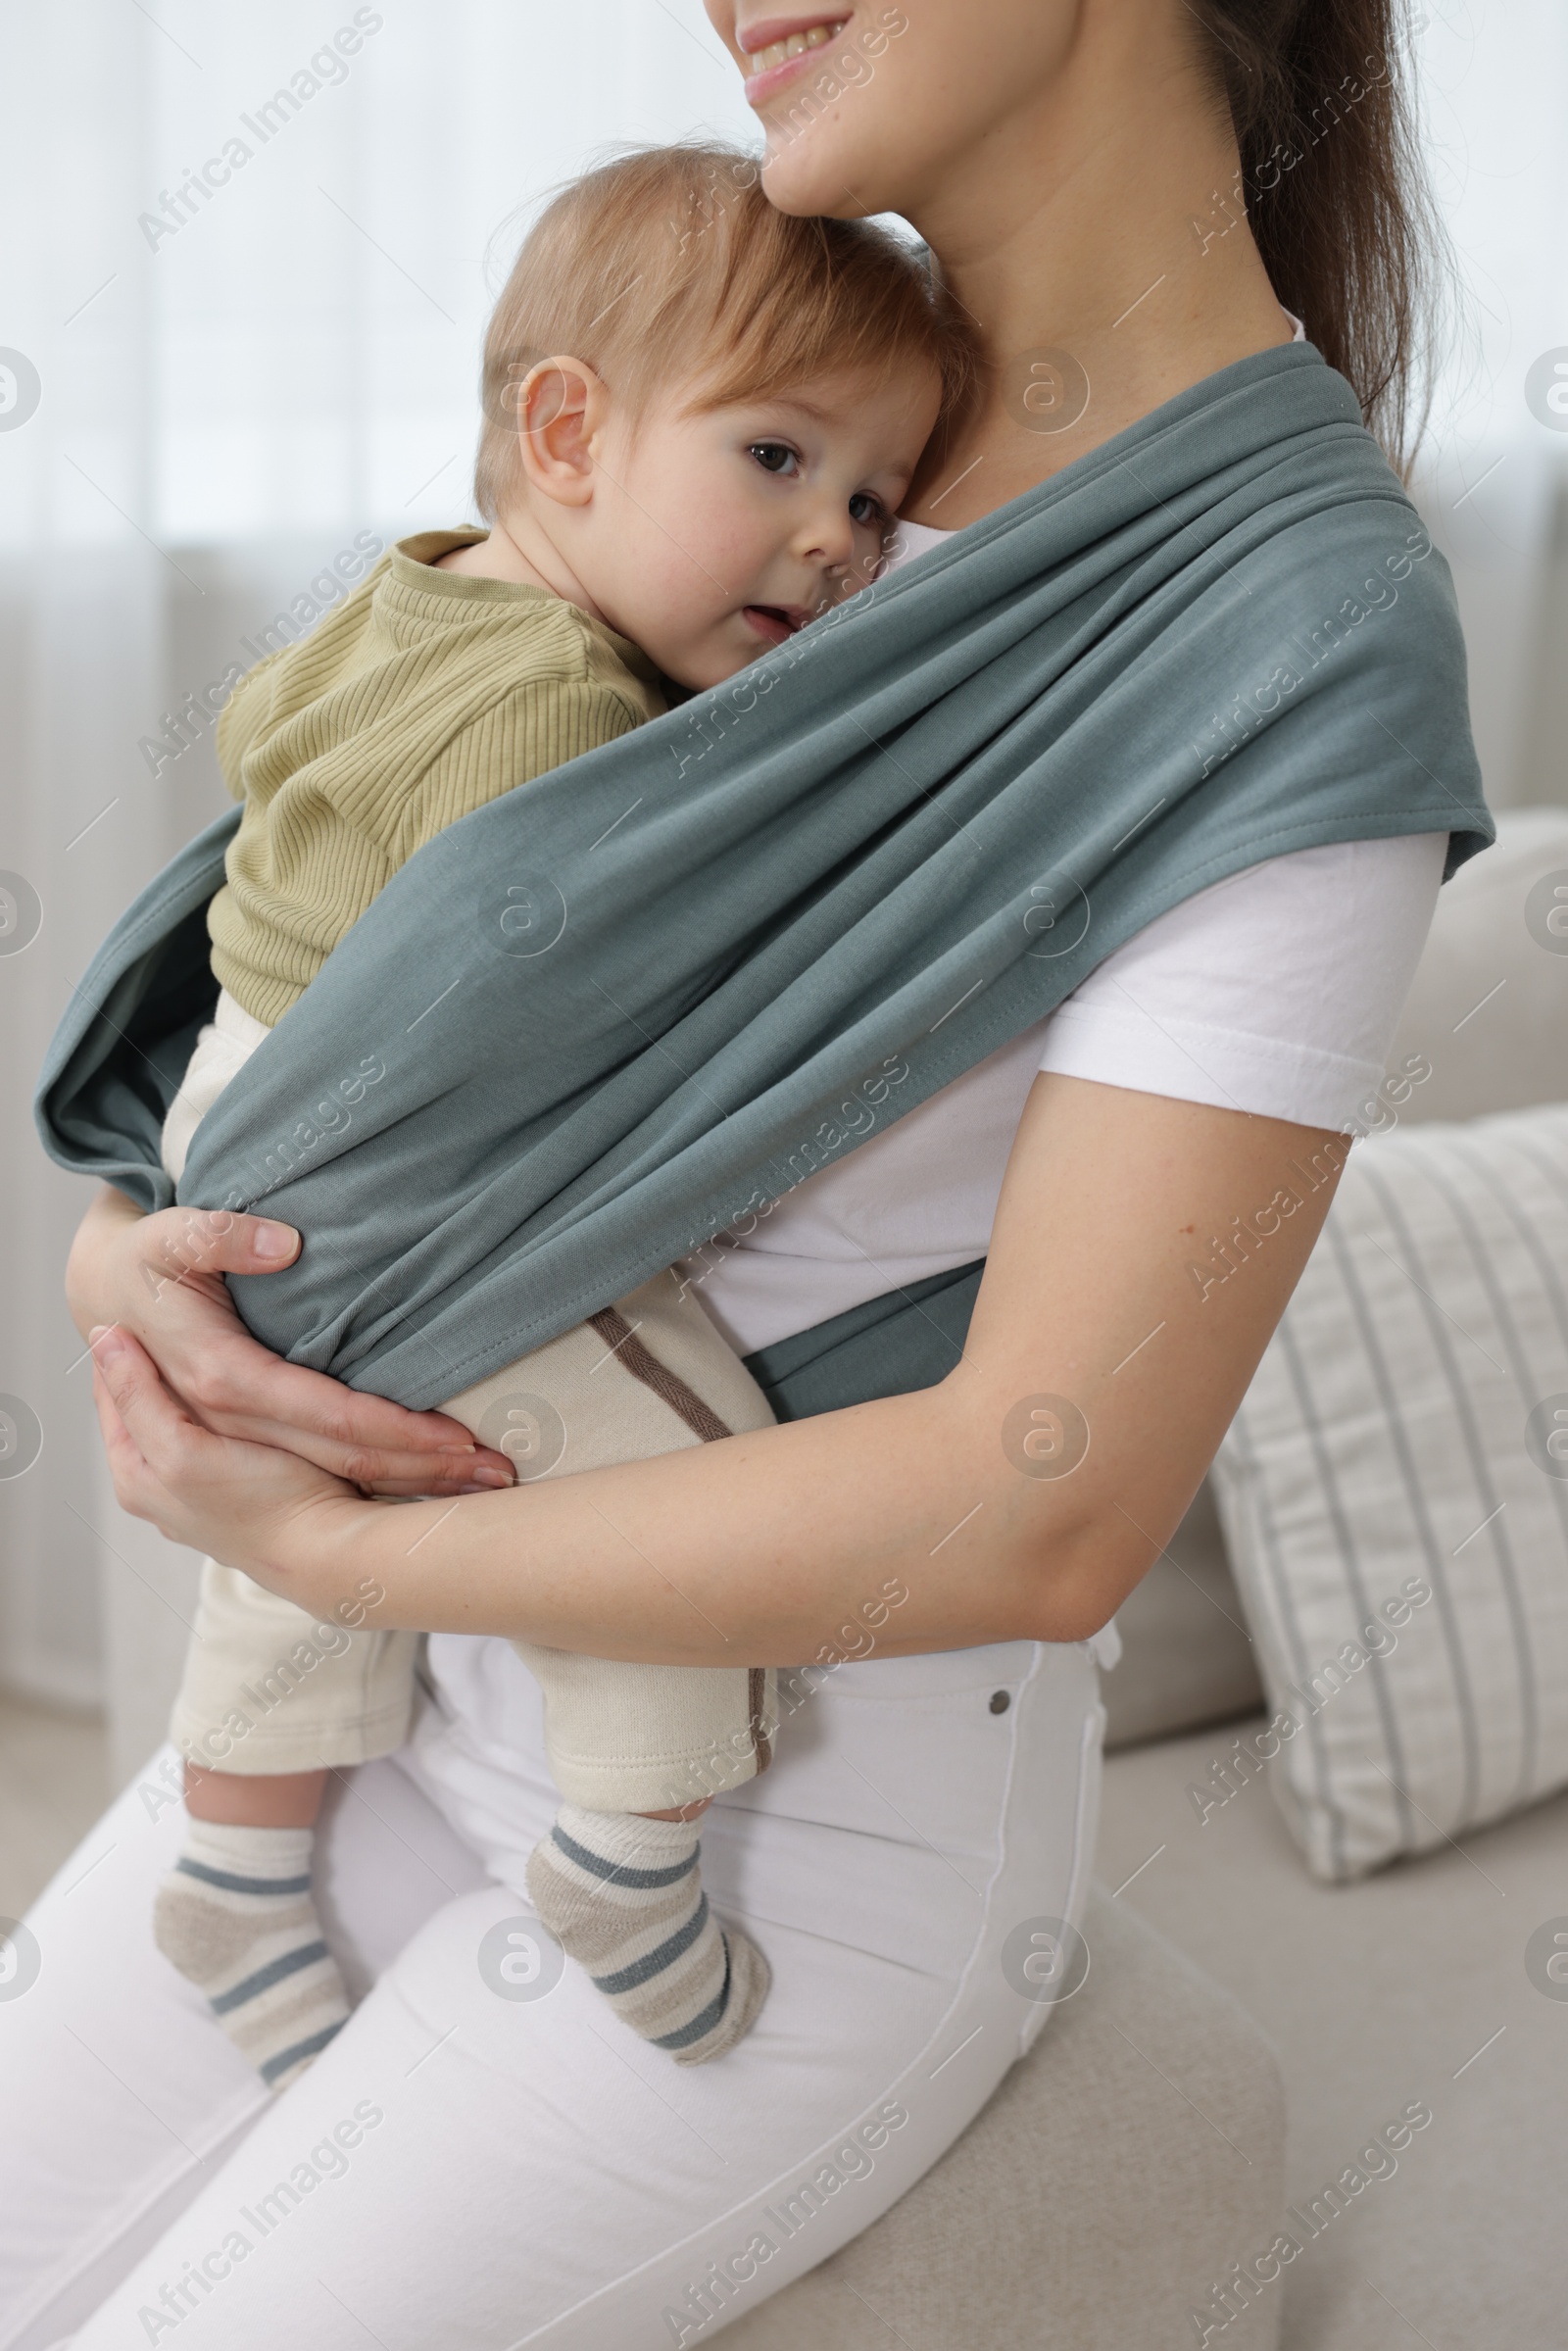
[{"xmin": 737, "ymin": 14, "xmax": 850, "ymax": 103}]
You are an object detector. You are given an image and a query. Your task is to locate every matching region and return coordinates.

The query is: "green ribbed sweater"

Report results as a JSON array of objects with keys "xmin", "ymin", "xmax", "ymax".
[{"xmin": 209, "ymin": 528, "xmax": 665, "ymax": 1027}]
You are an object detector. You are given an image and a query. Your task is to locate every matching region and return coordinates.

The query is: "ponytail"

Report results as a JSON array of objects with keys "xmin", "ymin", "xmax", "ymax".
[{"xmin": 1188, "ymin": 0, "xmax": 1444, "ymax": 473}]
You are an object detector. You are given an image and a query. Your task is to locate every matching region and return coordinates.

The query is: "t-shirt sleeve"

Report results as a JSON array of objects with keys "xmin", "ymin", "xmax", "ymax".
[{"xmin": 1035, "ymin": 830, "xmax": 1446, "ymax": 1130}]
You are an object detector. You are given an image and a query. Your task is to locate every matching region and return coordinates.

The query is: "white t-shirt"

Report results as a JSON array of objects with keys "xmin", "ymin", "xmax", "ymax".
[{"xmin": 678, "ymin": 504, "xmax": 1448, "ymax": 1358}]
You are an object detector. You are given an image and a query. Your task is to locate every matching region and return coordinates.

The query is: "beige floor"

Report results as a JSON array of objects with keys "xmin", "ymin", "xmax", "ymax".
[{"xmin": 0, "ymin": 1690, "xmax": 110, "ymax": 1920}]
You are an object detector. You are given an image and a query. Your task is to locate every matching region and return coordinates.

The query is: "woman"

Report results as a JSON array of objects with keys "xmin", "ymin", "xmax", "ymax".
[{"xmin": 2, "ymin": 2, "xmax": 1480, "ymax": 2343}]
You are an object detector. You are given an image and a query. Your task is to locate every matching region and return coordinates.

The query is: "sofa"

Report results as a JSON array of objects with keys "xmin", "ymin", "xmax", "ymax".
[{"xmin": 724, "ymin": 806, "xmax": 1568, "ymax": 2350}]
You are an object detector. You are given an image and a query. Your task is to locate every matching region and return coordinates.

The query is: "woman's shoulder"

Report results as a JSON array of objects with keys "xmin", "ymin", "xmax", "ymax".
[{"xmin": 1039, "ymin": 831, "xmax": 1447, "ymax": 1134}]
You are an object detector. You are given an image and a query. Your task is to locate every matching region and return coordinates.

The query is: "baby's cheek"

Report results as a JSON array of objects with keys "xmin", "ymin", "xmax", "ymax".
[
  {"xmin": 600, "ymin": 538, "xmax": 715, "ymax": 656},
  {"xmin": 644, "ymin": 540, "xmax": 751, "ymax": 639}
]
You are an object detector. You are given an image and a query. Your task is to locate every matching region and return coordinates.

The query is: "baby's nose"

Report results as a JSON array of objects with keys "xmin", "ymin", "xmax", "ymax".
[{"xmin": 798, "ymin": 507, "xmax": 858, "ymax": 565}]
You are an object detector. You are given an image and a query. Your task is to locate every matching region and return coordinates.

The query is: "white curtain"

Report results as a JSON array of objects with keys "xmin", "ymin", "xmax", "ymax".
[
  {"xmin": 0, "ymin": 0, "xmax": 1564, "ymax": 1776},
  {"xmin": 0, "ymin": 0, "xmax": 752, "ymax": 1777},
  {"xmin": 1414, "ymin": 0, "xmax": 1568, "ymax": 811}
]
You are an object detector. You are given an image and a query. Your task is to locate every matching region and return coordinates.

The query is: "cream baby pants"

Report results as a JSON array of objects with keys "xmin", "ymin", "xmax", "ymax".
[{"xmin": 161, "ymin": 991, "xmax": 778, "ymax": 1813}]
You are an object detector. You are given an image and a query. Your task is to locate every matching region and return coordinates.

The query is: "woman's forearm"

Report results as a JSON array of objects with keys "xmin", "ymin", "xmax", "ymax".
[
  {"xmin": 93, "ymin": 1080, "xmax": 1347, "ymax": 1667},
  {"xmin": 280, "ymin": 1085, "xmax": 1350, "ymax": 1664},
  {"xmin": 304, "ymin": 1365, "xmax": 1096, "ymax": 1665}
]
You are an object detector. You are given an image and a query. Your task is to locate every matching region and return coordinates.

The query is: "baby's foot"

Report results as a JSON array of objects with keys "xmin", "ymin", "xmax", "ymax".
[
  {"xmin": 154, "ymin": 1821, "xmax": 349, "ymax": 2091},
  {"xmin": 527, "ymin": 1804, "xmax": 769, "ymax": 2064}
]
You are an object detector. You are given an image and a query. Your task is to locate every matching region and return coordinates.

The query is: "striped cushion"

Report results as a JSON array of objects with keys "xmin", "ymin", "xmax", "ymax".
[{"xmin": 1211, "ymin": 1102, "xmax": 1568, "ymax": 1881}]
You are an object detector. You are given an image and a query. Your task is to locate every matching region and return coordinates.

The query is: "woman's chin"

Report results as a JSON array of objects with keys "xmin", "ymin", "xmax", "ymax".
[{"xmin": 760, "ymin": 128, "xmax": 892, "ymax": 221}]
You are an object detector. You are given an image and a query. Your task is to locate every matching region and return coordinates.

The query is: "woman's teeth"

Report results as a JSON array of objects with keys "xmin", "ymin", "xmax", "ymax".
[{"xmin": 748, "ymin": 21, "xmax": 849, "ymax": 74}]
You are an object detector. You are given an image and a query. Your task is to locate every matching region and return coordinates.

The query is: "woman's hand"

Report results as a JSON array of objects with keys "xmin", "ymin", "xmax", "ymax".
[
  {"xmin": 90, "ymin": 1322, "xmax": 370, "ymax": 1613},
  {"xmin": 68, "ymin": 1186, "xmax": 514, "ymax": 1497}
]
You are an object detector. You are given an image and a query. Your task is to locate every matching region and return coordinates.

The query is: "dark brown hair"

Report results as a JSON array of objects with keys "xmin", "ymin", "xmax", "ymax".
[
  {"xmin": 475, "ymin": 145, "xmax": 976, "ymax": 522},
  {"xmin": 1187, "ymin": 0, "xmax": 1444, "ymax": 470}
]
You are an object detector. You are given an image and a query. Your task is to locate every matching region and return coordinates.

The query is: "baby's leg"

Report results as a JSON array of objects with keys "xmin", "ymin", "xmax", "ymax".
[
  {"xmin": 155, "ymin": 1555, "xmax": 420, "ymax": 2091},
  {"xmin": 515, "ymin": 1638, "xmax": 778, "ymax": 2067},
  {"xmin": 526, "ymin": 1794, "xmax": 770, "ymax": 2066},
  {"xmin": 154, "ymin": 1763, "xmax": 352, "ymax": 2091},
  {"xmin": 443, "ymin": 1270, "xmax": 781, "ymax": 2063},
  {"xmin": 152, "ymin": 1004, "xmax": 409, "ymax": 2089}
]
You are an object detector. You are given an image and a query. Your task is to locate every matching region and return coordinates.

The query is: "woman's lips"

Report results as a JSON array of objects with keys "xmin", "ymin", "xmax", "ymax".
[
  {"xmin": 743, "ymin": 604, "xmax": 808, "ymax": 646},
  {"xmin": 740, "ymin": 17, "xmax": 851, "ymax": 106}
]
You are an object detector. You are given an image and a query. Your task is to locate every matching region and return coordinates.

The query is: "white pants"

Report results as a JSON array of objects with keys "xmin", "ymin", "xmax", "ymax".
[{"xmin": 0, "ymin": 1632, "xmax": 1104, "ymax": 2348}]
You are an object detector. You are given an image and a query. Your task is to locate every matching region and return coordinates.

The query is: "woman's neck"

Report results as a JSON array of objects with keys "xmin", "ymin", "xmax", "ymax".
[{"xmin": 901, "ymin": 19, "xmax": 1293, "ymax": 525}]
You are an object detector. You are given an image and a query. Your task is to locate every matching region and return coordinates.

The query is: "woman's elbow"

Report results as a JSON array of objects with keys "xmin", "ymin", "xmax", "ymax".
[
  {"xmin": 930, "ymin": 1385, "xmax": 1160, "ymax": 1645},
  {"xmin": 996, "ymin": 1502, "xmax": 1151, "ymax": 1646}
]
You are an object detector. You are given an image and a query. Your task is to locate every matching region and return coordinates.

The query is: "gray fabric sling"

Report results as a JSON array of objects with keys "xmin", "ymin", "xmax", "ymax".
[{"xmin": 36, "ymin": 345, "xmax": 1492, "ymax": 1413}]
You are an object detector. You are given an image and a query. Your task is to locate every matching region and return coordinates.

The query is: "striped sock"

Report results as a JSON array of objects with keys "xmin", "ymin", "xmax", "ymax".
[
  {"xmin": 526, "ymin": 1805, "xmax": 769, "ymax": 2065},
  {"xmin": 153, "ymin": 1820, "xmax": 350, "ymax": 2092}
]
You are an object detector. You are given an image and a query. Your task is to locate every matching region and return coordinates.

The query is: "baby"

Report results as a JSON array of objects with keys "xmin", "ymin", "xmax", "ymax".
[{"xmin": 154, "ymin": 144, "xmax": 971, "ymax": 2086}]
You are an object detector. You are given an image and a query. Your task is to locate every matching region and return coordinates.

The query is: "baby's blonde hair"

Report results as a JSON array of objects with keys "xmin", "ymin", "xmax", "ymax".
[{"xmin": 474, "ymin": 144, "xmax": 974, "ymax": 522}]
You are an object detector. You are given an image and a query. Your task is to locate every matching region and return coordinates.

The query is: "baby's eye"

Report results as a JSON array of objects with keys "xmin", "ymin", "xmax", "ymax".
[
  {"xmin": 749, "ymin": 440, "xmax": 801, "ymax": 477},
  {"xmin": 848, "ymin": 491, "xmax": 885, "ymax": 527}
]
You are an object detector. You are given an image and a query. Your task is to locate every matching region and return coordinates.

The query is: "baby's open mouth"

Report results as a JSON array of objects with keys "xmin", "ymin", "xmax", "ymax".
[{"xmin": 743, "ymin": 604, "xmax": 808, "ymax": 646}]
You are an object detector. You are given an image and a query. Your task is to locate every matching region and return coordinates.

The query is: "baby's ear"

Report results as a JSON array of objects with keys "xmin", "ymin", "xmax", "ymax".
[{"xmin": 514, "ymin": 354, "xmax": 610, "ymax": 507}]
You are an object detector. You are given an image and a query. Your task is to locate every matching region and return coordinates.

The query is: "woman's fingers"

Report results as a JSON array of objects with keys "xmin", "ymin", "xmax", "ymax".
[
  {"xmin": 91, "ymin": 1322, "xmax": 196, "ymax": 1464},
  {"xmin": 92, "ymin": 1366, "xmax": 172, "ymax": 1535},
  {"xmin": 129, "ymin": 1212, "xmax": 513, "ymax": 1482},
  {"xmin": 88, "ymin": 1323, "xmax": 369, "ymax": 1593},
  {"xmin": 135, "ymin": 1205, "xmax": 301, "ymax": 1292},
  {"xmin": 89, "ymin": 1354, "xmax": 137, "ymax": 1487},
  {"xmin": 192, "ymin": 1342, "xmax": 515, "ymax": 1491},
  {"xmin": 88, "ymin": 1326, "xmax": 199, "ymax": 1532},
  {"xmin": 76, "ymin": 1192, "xmax": 515, "ymax": 1492}
]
